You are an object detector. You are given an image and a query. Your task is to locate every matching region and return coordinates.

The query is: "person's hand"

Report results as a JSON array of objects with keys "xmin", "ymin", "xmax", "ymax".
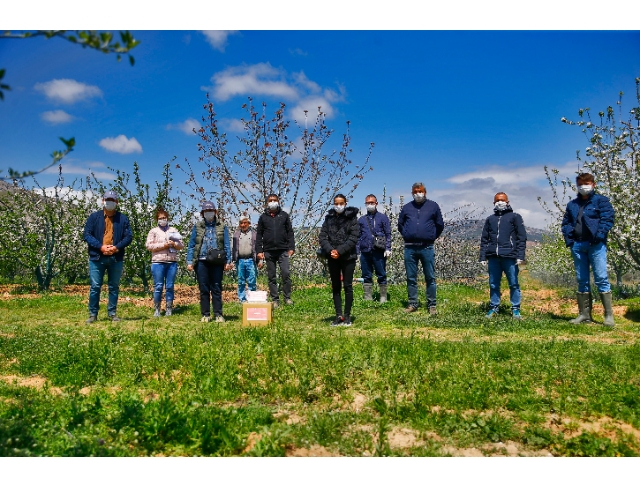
[
  {"xmin": 165, "ymin": 241, "xmax": 173, "ymax": 249},
  {"xmin": 257, "ymin": 252, "xmax": 264, "ymax": 260},
  {"xmin": 288, "ymin": 250, "xmax": 294, "ymax": 257},
  {"xmin": 516, "ymin": 259, "xmax": 524, "ymax": 265},
  {"xmin": 187, "ymin": 264, "xmax": 194, "ymax": 272},
  {"xmin": 384, "ymin": 250, "xmax": 392, "ymax": 258},
  {"xmin": 100, "ymin": 245, "xmax": 110, "ymax": 255},
  {"xmin": 224, "ymin": 264, "xmax": 233, "ymax": 271},
  {"xmin": 257, "ymin": 261, "xmax": 264, "ymax": 270},
  {"xmin": 330, "ymin": 249, "xmax": 339, "ymax": 259}
]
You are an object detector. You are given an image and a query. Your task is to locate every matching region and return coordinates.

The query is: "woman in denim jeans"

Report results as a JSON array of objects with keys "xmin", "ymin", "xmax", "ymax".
[{"xmin": 145, "ymin": 208, "xmax": 184, "ymax": 317}]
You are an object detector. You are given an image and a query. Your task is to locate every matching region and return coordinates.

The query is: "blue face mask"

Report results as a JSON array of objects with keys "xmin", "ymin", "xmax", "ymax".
[{"xmin": 158, "ymin": 219, "xmax": 168, "ymax": 227}]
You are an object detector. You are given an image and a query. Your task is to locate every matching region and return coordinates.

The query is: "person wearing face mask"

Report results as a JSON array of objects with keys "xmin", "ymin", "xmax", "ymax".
[
  {"xmin": 397, "ymin": 182, "xmax": 444, "ymax": 315},
  {"xmin": 83, "ymin": 190, "xmax": 133, "ymax": 324},
  {"xmin": 319, "ymin": 194, "xmax": 361, "ymax": 326},
  {"xmin": 256, "ymin": 194, "xmax": 296, "ymax": 308},
  {"xmin": 479, "ymin": 193, "xmax": 527, "ymax": 319},
  {"xmin": 356, "ymin": 194, "xmax": 392, "ymax": 302},
  {"xmin": 186, "ymin": 201, "xmax": 232, "ymax": 323},
  {"xmin": 145, "ymin": 208, "xmax": 184, "ymax": 317},
  {"xmin": 561, "ymin": 173, "xmax": 616, "ymax": 327}
]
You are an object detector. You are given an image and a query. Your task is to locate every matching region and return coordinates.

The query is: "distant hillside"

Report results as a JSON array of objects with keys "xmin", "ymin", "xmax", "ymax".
[{"xmin": 447, "ymin": 218, "xmax": 548, "ymax": 243}]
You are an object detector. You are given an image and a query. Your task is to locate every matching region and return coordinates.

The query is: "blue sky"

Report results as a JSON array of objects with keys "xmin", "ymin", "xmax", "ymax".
[{"xmin": 2, "ymin": 29, "xmax": 639, "ymax": 228}]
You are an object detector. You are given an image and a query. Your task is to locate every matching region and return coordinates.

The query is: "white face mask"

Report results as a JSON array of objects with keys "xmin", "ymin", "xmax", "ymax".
[
  {"xmin": 267, "ymin": 201, "xmax": 279, "ymax": 211},
  {"xmin": 158, "ymin": 219, "xmax": 168, "ymax": 227},
  {"xmin": 413, "ymin": 192, "xmax": 425, "ymax": 203},
  {"xmin": 334, "ymin": 205, "xmax": 345, "ymax": 214},
  {"xmin": 494, "ymin": 201, "xmax": 508, "ymax": 211},
  {"xmin": 366, "ymin": 204, "xmax": 377, "ymax": 213},
  {"xmin": 104, "ymin": 200, "xmax": 117, "ymax": 211},
  {"xmin": 203, "ymin": 211, "xmax": 215, "ymax": 221},
  {"xmin": 578, "ymin": 184, "xmax": 594, "ymax": 196}
]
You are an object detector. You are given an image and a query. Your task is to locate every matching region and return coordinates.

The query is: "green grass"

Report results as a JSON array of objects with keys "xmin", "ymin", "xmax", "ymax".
[{"xmin": 0, "ymin": 276, "xmax": 639, "ymax": 456}]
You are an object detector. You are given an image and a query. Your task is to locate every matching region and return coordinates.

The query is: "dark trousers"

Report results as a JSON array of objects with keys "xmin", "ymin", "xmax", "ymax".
[
  {"xmin": 360, "ymin": 249, "xmax": 387, "ymax": 284},
  {"xmin": 264, "ymin": 250, "xmax": 291, "ymax": 302},
  {"xmin": 327, "ymin": 258, "xmax": 356, "ymax": 317},
  {"xmin": 195, "ymin": 260, "xmax": 224, "ymax": 317}
]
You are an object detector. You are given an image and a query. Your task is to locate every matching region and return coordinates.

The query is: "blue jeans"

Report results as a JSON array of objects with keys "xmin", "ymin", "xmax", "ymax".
[
  {"xmin": 571, "ymin": 241, "xmax": 611, "ymax": 293},
  {"xmin": 88, "ymin": 256, "xmax": 124, "ymax": 316},
  {"xmin": 488, "ymin": 257, "xmax": 521, "ymax": 310},
  {"xmin": 151, "ymin": 262, "xmax": 178, "ymax": 303},
  {"xmin": 237, "ymin": 258, "xmax": 257, "ymax": 302},
  {"xmin": 404, "ymin": 245, "xmax": 436, "ymax": 308},
  {"xmin": 360, "ymin": 250, "xmax": 387, "ymax": 284}
]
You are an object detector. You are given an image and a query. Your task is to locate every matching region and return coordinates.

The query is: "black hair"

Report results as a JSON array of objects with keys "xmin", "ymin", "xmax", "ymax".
[
  {"xmin": 365, "ymin": 194, "xmax": 377, "ymax": 202},
  {"xmin": 334, "ymin": 193, "xmax": 347, "ymax": 204}
]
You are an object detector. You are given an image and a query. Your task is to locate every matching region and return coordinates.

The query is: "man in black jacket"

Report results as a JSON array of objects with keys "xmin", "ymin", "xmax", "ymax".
[
  {"xmin": 479, "ymin": 192, "xmax": 527, "ymax": 319},
  {"xmin": 256, "ymin": 194, "xmax": 295, "ymax": 307}
]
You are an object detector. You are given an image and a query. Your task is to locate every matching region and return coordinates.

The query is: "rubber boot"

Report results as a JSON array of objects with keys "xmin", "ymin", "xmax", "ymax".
[
  {"xmin": 569, "ymin": 292, "xmax": 592, "ymax": 324},
  {"xmin": 165, "ymin": 300, "xmax": 173, "ymax": 317},
  {"xmin": 600, "ymin": 292, "xmax": 615, "ymax": 327},
  {"xmin": 363, "ymin": 283, "xmax": 373, "ymax": 301},
  {"xmin": 153, "ymin": 300, "xmax": 161, "ymax": 318},
  {"xmin": 379, "ymin": 284, "xmax": 388, "ymax": 303}
]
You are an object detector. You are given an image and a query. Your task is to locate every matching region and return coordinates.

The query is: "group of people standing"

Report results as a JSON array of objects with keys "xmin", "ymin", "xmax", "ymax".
[{"xmin": 82, "ymin": 172, "xmax": 617, "ymax": 328}]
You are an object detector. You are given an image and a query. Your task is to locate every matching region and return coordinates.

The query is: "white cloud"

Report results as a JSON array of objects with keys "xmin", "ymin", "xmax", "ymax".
[
  {"xmin": 44, "ymin": 161, "xmax": 112, "ymax": 180},
  {"xmin": 428, "ymin": 162, "xmax": 583, "ymax": 230},
  {"xmin": 203, "ymin": 64, "xmax": 346, "ymax": 119},
  {"xmin": 201, "ymin": 30, "xmax": 239, "ymax": 52},
  {"xmin": 219, "ymin": 118, "xmax": 246, "ymax": 133},
  {"xmin": 166, "ymin": 118, "xmax": 201, "ymax": 136},
  {"xmin": 34, "ymin": 79, "xmax": 102, "ymax": 104},
  {"xmin": 99, "ymin": 135, "xmax": 142, "ymax": 154},
  {"xmin": 40, "ymin": 110, "xmax": 74, "ymax": 124}
]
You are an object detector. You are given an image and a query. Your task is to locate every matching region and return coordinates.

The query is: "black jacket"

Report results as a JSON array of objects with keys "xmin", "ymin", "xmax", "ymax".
[
  {"xmin": 479, "ymin": 206, "xmax": 527, "ymax": 261},
  {"xmin": 319, "ymin": 206, "xmax": 360, "ymax": 261},
  {"xmin": 256, "ymin": 208, "xmax": 295, "ymax": 253}
]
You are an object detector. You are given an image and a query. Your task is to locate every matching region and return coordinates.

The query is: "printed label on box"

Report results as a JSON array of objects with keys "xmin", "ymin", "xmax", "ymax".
[{"xmin": 247, "ymin": 307, "xmax": 268, "ymax": 320}]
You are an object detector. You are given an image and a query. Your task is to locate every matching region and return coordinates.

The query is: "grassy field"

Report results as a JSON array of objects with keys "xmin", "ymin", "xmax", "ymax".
[{"xmin": 1, "ymin": 272, "xmax": 639, "ymax": 457}]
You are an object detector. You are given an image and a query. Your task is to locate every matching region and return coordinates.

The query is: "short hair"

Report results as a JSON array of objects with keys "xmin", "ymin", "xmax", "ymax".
[
  {"xmin": 155, "ymin": 208, "xmax": 169, "ymax": 220},
  {"xmin": 266, "ymin": 193, "xmax": 279, "ymax": 202},
  {"xmin": 365, "ymin": 194, "xmax": 378, "ymax": 202},
  {"xmin": 411, "ymin": 182, "xmax": 426, "ymax": 192},
  {"xmin": 334, "ymin": 193, "xmax": 347, "ymax": 203},
  {"xmin": 494, "ymin": 192, "xmax": 508, "ymax": 200},
  {"xmin": 576, "ymin": 173, "xmax": 595, "ymax": 184},
  {"xmin": 239, "ymin": 215, "xmax": 250, "ymax": 223}
]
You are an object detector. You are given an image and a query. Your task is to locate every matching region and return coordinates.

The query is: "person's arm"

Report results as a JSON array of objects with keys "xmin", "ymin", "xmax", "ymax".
[
  {"xmin": 223, "ymin": 226, "xmax": 232, "ymax": 264},
  {"xmin": 397, "ymin": 206, "xmax": 406, "ymax": 235},
  {"xmin": 83, "ymin": 213, "xmax": 103, "ymax": 251},
  {"xmin": 595, "ymin": 196, "xmax": 615, "ymax": 242},
  {"xmin": 255, "ymin": 215, "xmax": 264, "ymax": 254},
  {"xmin": 116, "ymin": 215, "xmax": 133, "ymax": 250},
  {"xmin": 515, "ymin": 214, "xmax": 527, "ymax": 261},
  {"xmin": 561, "ymin": 204, "xmax": 573, "ymax": 247},
  {"xmin": 285, "ymin": 214, "xmax": 295, "ymax": 253},
  {"xmin": 479, "ymin": 218, "xmax": 490, "ymax": 262},
  {"xmin": 145, "ymin": 228, "xmax": 164, "ymax": 252},
  {"xmin": 382, "ymin": 214, "xmax": 392, "ymax": 250},
  {"xmin": 319, "ymin": 217, "xmax": 332, "ymax": 254},
  {"xmin": 434, "ymin": 204, "xmax": 445, "ymax": 240},
  {"xmin": 186, "ymin": 225, "xmax": 197, "ymax": 265},
  {"xmin": 336, "ymin": 217, "xmax": 361, "ymax": 256}
]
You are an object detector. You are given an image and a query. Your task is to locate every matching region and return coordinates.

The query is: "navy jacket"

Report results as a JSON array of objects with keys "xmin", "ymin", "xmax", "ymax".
[
  {"xmin": 561, "ymin": 192, "xmax": 615, "ymax": 247},
  {"xmin": 319, "ymin": 206, "xmax": 360, "ymax": 261},
  {"xmin": 256, "ymin": 208, "xmax": 295, "ymax": 253},
  {"xmin": 479, "ymin": 207, "xmax": 527, "ymax": 261},
  {"xmin": 83, "ymin": 210, "xmax": 133, "ymax": 262},
  {"xmin": 397, "ymin": 199, "xmax": 444, "ymax": 245},
  {"xmin": 357, "ymin": 211, "xmax": 392, "ymax": 253}
]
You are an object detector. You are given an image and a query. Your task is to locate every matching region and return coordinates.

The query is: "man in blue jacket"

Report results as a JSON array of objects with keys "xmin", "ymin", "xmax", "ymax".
[
  {"xmin": 397, "ymin": 182, "xmax": 444, "ymax": 315},
  {"xmin": 479, "ymin": 192, "xmax": 527, "ymax": 319},
  {"xmin": 357, "ymin": 194, "xmax": 392, "ymax": 302},
  {"xmin": 561, "ymin": 173, "xmax": 615, "ymax": 327},
  {"xmin": 83, "ymin": 190, "xmax": 133, "ymax": 323}
]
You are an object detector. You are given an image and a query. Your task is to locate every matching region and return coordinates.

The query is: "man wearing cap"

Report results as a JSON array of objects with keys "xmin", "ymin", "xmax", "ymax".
[
  {"xmin": 256, "ymin": 194, "xmax": 295, "ymax": 308},
  {"xmin": 232, "ymin": 215, "xmax": 262, "ymax": 303},
  {"xmin": 186, "ymin": 201, "xmax": 232, "ymax": 322},
  {"xmin": 83, "ymin": 191, "xmax": 133, "ymax": 323}
]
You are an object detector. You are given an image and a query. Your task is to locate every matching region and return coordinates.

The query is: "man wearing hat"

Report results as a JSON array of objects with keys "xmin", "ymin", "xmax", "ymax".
[
  {"xmin": 83, "ymin": 191, "xmax": 133, "ymax": 323},
  {"xmin": 232, "ymin": 215, "xmax": 262, "ymax": 302}
]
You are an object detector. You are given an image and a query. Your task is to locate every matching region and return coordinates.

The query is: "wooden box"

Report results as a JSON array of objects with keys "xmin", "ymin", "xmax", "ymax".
[{"xmin": 242, "ymin": 302, "xmax": 273, "ymax": 326}]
